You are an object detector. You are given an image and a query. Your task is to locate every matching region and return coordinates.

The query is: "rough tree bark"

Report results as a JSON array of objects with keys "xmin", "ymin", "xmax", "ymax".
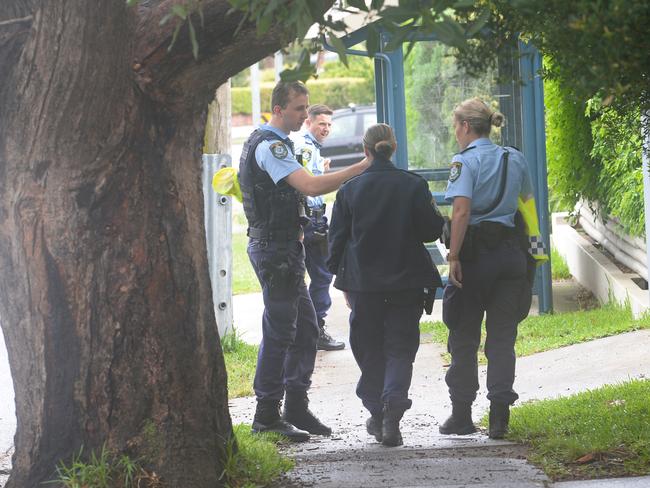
[{"xmin": 0, "ymin": 0, "xmax": 300, "ymax": 486}]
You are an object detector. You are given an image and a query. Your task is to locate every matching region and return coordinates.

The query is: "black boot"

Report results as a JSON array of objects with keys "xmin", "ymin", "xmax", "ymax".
[
  {"xmin": 439, "ymin": 402, "xmax": 477, "ymax": 435},
  {"xmin": 381, "ymin": 403, "xmax": 404, "ymax": 447},
  {"xmin": 316, "ymin": 321, "xmax": 345, "ymax": 351},
  {"xmin": 252, "ymin": 399, "xmax": 310, "ymax": 442},
  {"xmin": 282, "ymin": 391, "xmax": 332, "ymax": 436},
  {"xmin": 488, "ymin": 402, "xmax": 510, "ymax": 439},
  {"xmin": 365, "ymin": 413, "xmax": 383, "ymax": 442}
]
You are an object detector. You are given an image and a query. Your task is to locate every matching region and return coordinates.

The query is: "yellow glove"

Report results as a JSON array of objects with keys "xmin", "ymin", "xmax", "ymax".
[{"xmin": 212, "ymin": 167, "xmax": 243, "ymax": 203}]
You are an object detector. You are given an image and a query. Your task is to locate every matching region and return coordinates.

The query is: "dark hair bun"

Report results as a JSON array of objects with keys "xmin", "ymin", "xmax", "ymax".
[{"xmin": 374, "ymin": 140, "xmax": 393, "ymax": 157}]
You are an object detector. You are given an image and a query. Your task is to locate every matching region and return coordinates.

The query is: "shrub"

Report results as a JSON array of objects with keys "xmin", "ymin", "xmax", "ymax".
[
  {"xmin": 544, "ymin": 58, "xmax": 644, "ymax": 236},
  {"xmin": 232, "ymin": 77, "xmax": 374, "ymax": 114},
  {"xmin": 544, "ymin": 59, "xmax": 598, "ymax": 213}
]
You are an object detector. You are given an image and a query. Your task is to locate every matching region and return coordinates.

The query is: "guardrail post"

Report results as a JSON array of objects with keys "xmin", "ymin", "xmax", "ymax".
[{"xmin": 202, "ymin": 154, "xmax": 233, "ymax": 337}]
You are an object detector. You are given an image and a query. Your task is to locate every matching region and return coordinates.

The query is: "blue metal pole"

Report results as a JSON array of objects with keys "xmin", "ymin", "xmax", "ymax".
[{"xmin": 519, "ymin": 41, "xmax": 553, "ymax": 313}]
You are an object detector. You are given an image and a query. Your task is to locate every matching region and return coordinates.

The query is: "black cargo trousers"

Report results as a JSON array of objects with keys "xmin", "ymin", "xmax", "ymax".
[{"xmin": 443, "ymin": 238, "xmax": 530, "ymax": 405}]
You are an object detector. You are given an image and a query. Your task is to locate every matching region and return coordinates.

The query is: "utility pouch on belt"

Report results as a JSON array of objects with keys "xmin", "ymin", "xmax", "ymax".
[
  {"xmin": 312, "ymin": 230, "xmax": 329, "ymax": 256},
  {"xmin": 442, "ymin": 218, "xmax": 475, "ymax": 260},
  {"xmin": 423, "ymin": 287, "xmax": 435, "ymax": 315}
]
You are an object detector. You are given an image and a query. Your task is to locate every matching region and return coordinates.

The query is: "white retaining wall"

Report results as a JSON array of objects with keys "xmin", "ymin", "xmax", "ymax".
[{"xmin": 552, "ymin": 212, "xmax": 649, "ymax": 318}]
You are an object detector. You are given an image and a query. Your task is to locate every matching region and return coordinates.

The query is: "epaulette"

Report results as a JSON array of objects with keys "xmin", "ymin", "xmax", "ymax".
[{"xmin": 457, "ymin": 144, "xmax": 477, "ymax": 155}]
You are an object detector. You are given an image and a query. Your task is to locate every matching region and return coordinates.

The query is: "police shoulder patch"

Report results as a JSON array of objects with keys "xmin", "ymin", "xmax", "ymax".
[
  {"xmin": 269, "ymin": 141, "xmax": 289, "ymax": 159},
  {"xmin": 301, "ymin": 148, "xmax": 312, "ymax": 163},
  {"xmin": 449, "ymin": 162, "xmax": 462, "ymax": 182}
]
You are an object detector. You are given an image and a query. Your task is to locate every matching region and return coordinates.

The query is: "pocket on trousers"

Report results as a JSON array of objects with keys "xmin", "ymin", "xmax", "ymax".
[
  {"xmin": 442, "ymin": 284, "xmax": 463, "ymax": 330},
  {"xmin": 261, "ymin": 259, "xmax": 298, "ymax": 300}
]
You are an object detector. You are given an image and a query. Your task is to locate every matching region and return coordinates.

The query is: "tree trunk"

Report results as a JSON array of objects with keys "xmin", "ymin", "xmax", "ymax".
[{"xmin": 0, "ymin": 0, "xmax": 293, "ymax": 485}]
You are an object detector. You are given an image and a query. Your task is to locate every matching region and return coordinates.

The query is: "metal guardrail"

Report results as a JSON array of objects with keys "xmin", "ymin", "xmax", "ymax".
[{"xmin": 202, "ymin": 154, "xmax": 233, "ymax": 337}]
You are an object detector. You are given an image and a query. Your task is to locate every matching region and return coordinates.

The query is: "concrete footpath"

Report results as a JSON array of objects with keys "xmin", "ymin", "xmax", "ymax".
[{"xmin": 230, "ymin": 281, "xmax": 650, "ymax": 488}]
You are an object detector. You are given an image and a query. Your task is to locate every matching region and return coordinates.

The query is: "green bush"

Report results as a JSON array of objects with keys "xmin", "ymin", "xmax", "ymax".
[
  {"xmin": 319, "ymin": 56, "xmax": 374, "ymax": 81},
  {"xmin": 544, "ymin": 58, "xmax": 644, "ymax": 236},
  {"xmin": 586, "ymin": 100, "xmax": 644, "ymax": 236},
  {"xmin": 544, "ymin": 59, "xmax": 598, "ymax": 213},
  {"xmin": 232, "ymin": 77, "xmax": 374, "ymax": 115}
]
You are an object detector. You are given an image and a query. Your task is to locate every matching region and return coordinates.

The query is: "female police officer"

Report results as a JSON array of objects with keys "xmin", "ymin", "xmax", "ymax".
[
  {"xmin": 328, "ymin": 124, "xmax": 444, "ymax": 446},
  {"xmin": 440, "ymin": 98, "xmax": 534, "ymax": 439}
]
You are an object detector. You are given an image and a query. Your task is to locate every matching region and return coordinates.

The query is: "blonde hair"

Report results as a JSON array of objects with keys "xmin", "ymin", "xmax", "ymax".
[
  {"xmin": 453, "ymin": 98, "xmax": 504, "ymax": 136},
  {"xmin": 362, "ymin": 123, "xmax": 396, "ymax": 158}
]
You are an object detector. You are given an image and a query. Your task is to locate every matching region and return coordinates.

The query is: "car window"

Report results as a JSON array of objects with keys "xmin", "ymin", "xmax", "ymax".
[
  {"xmin": 362, "ymin": 112, "xmax": 377, "ymax": 131},
  {"xmin": 329, "ymin": 114, "xmax": 357, "ymax": 139}
]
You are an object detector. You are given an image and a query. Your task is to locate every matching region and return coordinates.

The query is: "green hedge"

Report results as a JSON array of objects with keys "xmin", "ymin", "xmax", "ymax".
[
  {"xmin": 231, "ymin": 77, "xmax": 374, "ymax": 114},
  {"xmin": 544, "ymin": 61, "xmax": 599, "ymax": 212},
  {"xmin": 544, "ymin": 58, "xmax": 644, "ymax": 236}
]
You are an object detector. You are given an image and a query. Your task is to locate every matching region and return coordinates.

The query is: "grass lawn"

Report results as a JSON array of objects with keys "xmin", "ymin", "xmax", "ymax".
[
  {"xmin": 222, "ymin": 424, "xmax": 294, "ymax": 487},
  {"xmin": 232, "ymin": 232, "xmax": 261, "ymax": 295},
  {"xmin": 420, "ymin": 302, "xmax": 650, "ymax": 363},
  {"xmin": 222, "ymin": 330, "xmax": 258, "ymax": 399},
  {"xmin": 502, "ymin": 379, "xmax": 650, "ymax": 481},
  {"xmin": 551, "ymin": 245, "xmax": 572, "ymax": 280}
]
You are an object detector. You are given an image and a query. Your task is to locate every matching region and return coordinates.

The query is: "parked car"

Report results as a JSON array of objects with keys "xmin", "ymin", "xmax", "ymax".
[{"xmin": 321, "ymin": 105, "xmax": 377, "ymax": 170}]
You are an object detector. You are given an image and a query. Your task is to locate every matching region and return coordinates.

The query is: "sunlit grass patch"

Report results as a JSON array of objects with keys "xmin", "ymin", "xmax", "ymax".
[
  {"xmin": 420, "ymin": 302, "xmax": 649, "ymax": 362},
  {"xmin": 221, "ymin": 424, "xmax": 294, "ymax": 488},
  {"xmin": 504, "ymin": 379, "xmax": 650, "ymax": 481},
  {"xmin": 223, "ymin": 328, "xmax": 258, "ymax": 399}
]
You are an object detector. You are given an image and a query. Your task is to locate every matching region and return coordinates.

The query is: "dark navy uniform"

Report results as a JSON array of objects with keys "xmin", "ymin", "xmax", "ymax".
[
  {"xmin": 443, "ymin": 137, "xmax": 534, "ymax": 406},
  {"xmin": 239, "ymin": 124, "xmax": 319, "ymax": 403},
  {"xmin": 293, "ymin": 132, "xmax": 333, "ymax": 328},
  {"xmin": 328, "ymin": 156, "xmax": 444, "ymax": 416}
]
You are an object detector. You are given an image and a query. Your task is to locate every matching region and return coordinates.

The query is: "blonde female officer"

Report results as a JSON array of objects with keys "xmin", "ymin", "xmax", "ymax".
[{"xmin": 440, "ymin": 98, "xmax": 535, "ymax": 439}]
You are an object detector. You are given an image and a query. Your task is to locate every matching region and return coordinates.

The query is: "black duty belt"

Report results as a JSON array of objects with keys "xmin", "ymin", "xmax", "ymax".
[
  {"xmin": 470, "ymin": 221, "xmax": 519, "ymax": 247},
  {"xmin": 247, "ymin": 227, "xmax": 302, "ymax": 241},
  {"xmin": 305, "ymin": 203, "xmax": 326, "ymax": 220}
]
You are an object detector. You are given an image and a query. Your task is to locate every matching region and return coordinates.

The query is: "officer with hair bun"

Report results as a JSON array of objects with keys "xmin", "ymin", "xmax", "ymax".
[
  {"xmin": 440, "ymin": 97, "xmax": 535, "ymax": 440},
  {"xmin": 328, "ymin": 123, "xmax": 444, "ymax": 447}
]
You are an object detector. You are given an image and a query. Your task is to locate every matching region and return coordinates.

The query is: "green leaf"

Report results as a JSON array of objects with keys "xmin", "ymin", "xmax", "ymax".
[
  {"xmin": 256, "ymin": 13, "xmax": 272, "ymax": 35},
  {"xmin": 366, "ymin": 24, "xmax": 380, "ymax": 56},
  {"xmin": 429, "ymin": 19, "xmax": 466, "ymax": 47},
  {"xmin": 171, "ymin": 4, "xmax": 188, "ymax": 20},
  {"xmin": 329, "ymin": 34, "xmax": 349, "ymax": 66},
  {"xmin": 347, "ymin": 0, "xmax": 369, "ymax": 12},
  {"xmin": 279, "ymin": 63, "xmax": 317, "ymax": 83},
  {"xmin": 188, "ymin": 17, "xmax": 199, "ymax": 60},
  {"xmin": 465, "ymin": 8, "xmax": 490, "ymax": 37},
  {"xmin": 126, "ymin": 0, "xmax": 139, "ymax": 7},
  {"xmin": 168, "ymin": 22, "xmax": 182, "ymax": 52},
  {"xmin": 159, "ymin": 12, "xmax": 174, "ymax": 26},
  {"xmin": 379, "ymin": 5, "xmax": 419, "ymax": 22}
]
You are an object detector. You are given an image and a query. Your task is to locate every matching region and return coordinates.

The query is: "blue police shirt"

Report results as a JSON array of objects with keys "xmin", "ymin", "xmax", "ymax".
[
  {"xmin": 254, "ymin": 124, "xmax": 303, "ymax": 185},
  {"xmin": 292, "ymin": 131, "xmax": 325, "ymax": 208},
  {"xmin": 445, "ymin": 138, "xmax": 534, "ymax": 227}
]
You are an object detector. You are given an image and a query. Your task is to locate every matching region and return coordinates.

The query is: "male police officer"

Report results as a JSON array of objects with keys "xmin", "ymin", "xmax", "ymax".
[
  {"xmin": 293, "ymin": 104, "xmax": 345, "ymax": 351},
  {"xmin": 239, "ymin": 81, "xmax": 370, "ymax": 441}
]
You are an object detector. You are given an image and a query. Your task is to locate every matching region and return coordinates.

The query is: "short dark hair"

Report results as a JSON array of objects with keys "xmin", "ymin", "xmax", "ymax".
[
  {"xmin": 308, "ymin": 104, "xmax": 333, "ymax": 118},
  {"xmin": 271, "ymin": 81, "xmax": 309, "ymax": 109}
]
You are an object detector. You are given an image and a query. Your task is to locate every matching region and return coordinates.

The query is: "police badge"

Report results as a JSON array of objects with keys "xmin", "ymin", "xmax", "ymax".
[
  {"xmin": 270, "ymin": 141, "xmax": 288, "ymax": 159},
  {"xmin": 449, "ymin": 162, "xmax": 462, "ymax": 182},
  {"xmin": 301, "ymin": 148, "xmax": 312, "ymax": 163}
]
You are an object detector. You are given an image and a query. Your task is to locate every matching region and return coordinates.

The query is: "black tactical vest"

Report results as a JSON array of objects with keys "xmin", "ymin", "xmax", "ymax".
[{"xmin": 238, "ymin": 129, "xmax": 304, "ymax": 238}]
